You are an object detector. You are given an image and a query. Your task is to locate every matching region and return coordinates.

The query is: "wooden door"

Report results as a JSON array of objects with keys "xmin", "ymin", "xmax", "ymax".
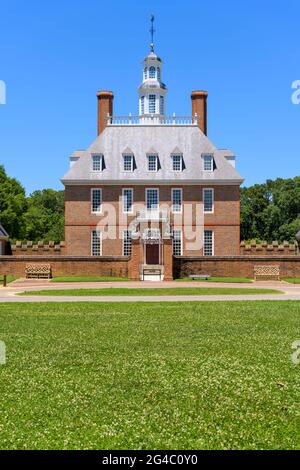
[{"xmin": 146, "ymin": 243, "xmax": 160, "ymax": 265}]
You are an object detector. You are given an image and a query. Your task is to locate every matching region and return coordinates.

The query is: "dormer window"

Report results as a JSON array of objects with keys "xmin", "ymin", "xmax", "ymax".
[
  {"xmin": 148, "ymin": 154, "xmax": 158, "ymax": 172},
  {"xmin": 92, "ymin": 154, "xmax": 103, "ymax": 172},
  {"xmin": 203, "ymin": 154, "xmax": 214, "ymax": 172},
  {"xmin": 123, "ymin": 154, "xmax": 134, "ymax": 172},
  {"xmin": 172, "ymin": 154, "xmax": 183, "ymax": 172},
  {"xmin": 149, "ymin": 66, "xmax": 156, "ymax": 78}
]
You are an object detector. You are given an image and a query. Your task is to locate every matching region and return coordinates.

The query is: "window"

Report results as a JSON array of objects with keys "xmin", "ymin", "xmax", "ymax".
[
  {"xmin": 172, "ymin": 154, "xmax": 183, "ymax": 172},
  {"xmin": 146, "ymin": 188, "xmax": 159, "ymax": 211},
  {"xmin": 204, "ymin": 230, "xmax": 214, "ymax": 256},
  {"xmin": 91, "ymin": 230, "xmax": 102, "ymax": 256},
  {"xmin": 172, "ymin": 188, "xmax": 182, "ymax": 213},
  {"xmin": 149, "ymin": 94, "xmax": 156, "ymax": 113},
  {"xmin": 159, "ymin": 96, "xmax": 164, "ymax": 115},
  {"xmin": 203, "ymin": 188, "xmax": 214, "ymax": 213},
  {"xmin": 122, "ymin": 230, "xmax": 132, "ymax": 256},
  {"xmin": 203, "ymin": 154, "xmax": 214, "ymax": 172},
  {"xmin": 157, "ymin": 67, "xmax": 161, "ymax": 80},
  {"xmin": 92, "ymin": 154, "xmax": 103, "ymax": 172},
  {"xmin": 123, "ymin": 154, "xmax": 133, "ymax": 172},
  {"xmin": 149, "ymin": 66, "xmax": 156, "ymax": 78},
  {"xmin": 91, "ymin": 188, "xmax": 102, "ymax": 213},
  {"xmin": 141, "ymin": 96, "xmax": 145, "ymax": 115},
  {"xmin": 122, "ymin": 188, "xmax": 133, "ymax": 214},
  {"xmin": 144, "ymin": 67, "xmax": 148, "ymax": 80},
  {"xmin": 148, "ymin": 154, "xmax": 158, "ymax": 172},
  {"xmin": 173, "ymin": 230, "xmax": 182, "ymax": 256}
]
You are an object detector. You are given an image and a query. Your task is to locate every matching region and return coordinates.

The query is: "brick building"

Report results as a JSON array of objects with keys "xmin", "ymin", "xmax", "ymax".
[{"xmin": 61, "ymin": 35, "xmax": 244, "ymax": 281}]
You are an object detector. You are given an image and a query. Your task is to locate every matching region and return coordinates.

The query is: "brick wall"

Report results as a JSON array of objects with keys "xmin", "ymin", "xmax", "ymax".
[
  {"xmin": 240, "ymin": 241, "xmax": 298, "ymax": 256},
  {"xmin": 11, "ymin": 241, "xmax": 66, "ymax": 256},
  {"xmin": 0, "ymin": 256, "xmax": 129, "ymax": 278},
  {"xmin": 65, "ymin": 184, "xmax": 240, "ymax": 257},
  {"xmin": 173, "ymin": 256, "xmax": 300, "ymax": 279}
]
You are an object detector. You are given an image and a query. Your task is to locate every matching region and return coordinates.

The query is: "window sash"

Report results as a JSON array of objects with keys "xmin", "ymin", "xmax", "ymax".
[
  {"xmin": 159, "ymin": 96, "xmax": 164, "ymax": 115},
  {"xmin": 91, "ymin": 189, "xmax": 102, "ymax": 213},
  {"xmin": 203, "ymin": 154, "xmax": 213, "ymax": 172},
  {"xmin": 204, "ymin": 230, "xmax": 214, "ymax": 256},
  {"xmin": 203, "ymin": 188, "xmax": 214, "ymax": 213},
  {"xmin": 149, "ymin": 66, "xmax": 156, "ymax": 78},
  {"xmin": 123, "ymin": 155, "xmax": 133, "ymax": 172},
  {"xmin": 149, "ymin": 95, "xmax": 156, "ymax": 113},
  {"xmin": 172, "ymin": 154, "xmax": 182, "ymax": 172},
  {"xmin": 146, "ymin": 188, "xmax": 159, "ymax": 210},
  {"xmin": 91, "ymin": 230, "xmax": 102, "ymax": 256},
  {"xmin": 122, "ymin": 230, "xmax": 132, "ymax": 256},
  {"xmin": 141, "ymin": 96, "xmax": 145, "ymax": 115},
  {"xmin": 172, "ymin": 188, "xmax": 182, "ymax": 213},
  {"xmin": 123, "ymin": 189, "xmax": 133, "ymax": 213},
  {"xmin": 92, "ymin": 155, "xmax": 103, "ymax": 172},
  {"xmin": 173, "ymin": 230, "xmax": 182, "ymax": 256},
  {"xmin": 148, "ymin": 155, "xmax": 158, "ymax": 172}
]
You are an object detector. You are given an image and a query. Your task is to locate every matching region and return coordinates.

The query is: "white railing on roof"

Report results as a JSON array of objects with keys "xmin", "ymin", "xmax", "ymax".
[{"xmin": 107, "ymin": 114, "xmax": 198, "ymax": 126}]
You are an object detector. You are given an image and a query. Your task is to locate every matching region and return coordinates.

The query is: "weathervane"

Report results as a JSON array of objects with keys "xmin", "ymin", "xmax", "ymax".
[{"xmin": 150, "ymin": 14, "xmax": 155, "ymax": 52}]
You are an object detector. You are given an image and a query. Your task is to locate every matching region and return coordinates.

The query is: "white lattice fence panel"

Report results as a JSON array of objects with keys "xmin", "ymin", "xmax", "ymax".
[{"xmin": 254, "ymin": 265, "xmax": 280, "ymax": 280}]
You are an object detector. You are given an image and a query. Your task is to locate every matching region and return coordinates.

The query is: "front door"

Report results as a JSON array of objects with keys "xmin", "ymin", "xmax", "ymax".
[{"xmin": 146, "ymin": 243, "xmax": 160, "ymax": 265}]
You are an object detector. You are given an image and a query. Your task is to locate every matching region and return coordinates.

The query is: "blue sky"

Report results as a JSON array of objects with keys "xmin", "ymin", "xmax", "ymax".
[{"xmin": 0, "ymin": 0, "xmax": 299, "ymax": 194}]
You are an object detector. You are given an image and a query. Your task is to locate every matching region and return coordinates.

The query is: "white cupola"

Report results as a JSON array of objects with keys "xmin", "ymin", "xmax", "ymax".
[{"xmin": 138, "ymin": 16, "xmax": 167, "ymax": 117}]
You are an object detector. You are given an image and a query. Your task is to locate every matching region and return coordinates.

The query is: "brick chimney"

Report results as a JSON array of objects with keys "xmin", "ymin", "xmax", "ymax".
[
  {"xmin": 96, "ymin": 91, "xmax": 114, "ymax": 135},
  {"xmin": 191, "ymin": 90, "xmax": 208, "ymax": 135}
]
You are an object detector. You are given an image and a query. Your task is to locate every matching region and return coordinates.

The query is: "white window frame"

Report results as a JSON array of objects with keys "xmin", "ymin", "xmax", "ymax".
[
  {"xmin": 141, "ymin": 96, "xmax": 145, "ymax": 115},
  {"xmin": 173, "ymin": 229, "xmax": 183, "ymax": 256},
  {"xmin": 92, "ymin": 154, "xmax": 103, "ymax": 172},
  {"xmin": 146, "ymin": 188, "xmax": 159, "ymax": 211},
  {"xmin": 202, "ymin": 154, "xmax": 214, "ymax": 172},
  {"xmin": 148, "ymin": 94, "xmax": 156, "ymax": 113},
  {"xmin": 159, "ymin": 95, "xmax": 164, "ymax": 115},
  {"xmin": 123, "ymin": 154, "xmax": 134, "ymax": 172},
  {"xmin": 203, "ymin": 230, "xmax": 214, "ymax": 256},
  {"xmin": 149, "ymin": 66, "xmax": 156, "ymax": 78},
  {"xmin": 122, "ymin": 188, "xmax": 134, "ymax": 214},
  {"xmin": 122, "ymin": 230, "xmax": 132, "ymax": 256},
  {"xmin": 171, "ymin": 188, "xmax": 183, "ymax": 214},
  {"xmin": 91, "ymin": 188, "xmax": 102, "ymax": 214},
  {"xmin": 91, "ymin": 230, "xmax": 102, "ymax": 256},
  {"xmin": 203, "ymin": 188, "xmax": 214, "ymax": 214},
  {"xmin": 147, "ymin": 154, "xmax": 158, "ymax": 172},
  {"xmin": 172, "ymin": 154, "xmax": 183, "ymax": 172}
]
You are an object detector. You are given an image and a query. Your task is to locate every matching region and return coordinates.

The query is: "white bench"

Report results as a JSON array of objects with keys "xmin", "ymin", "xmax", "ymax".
[{"xmin": 189, "ymin": 274, "xmax": 211, "ymax": 280}]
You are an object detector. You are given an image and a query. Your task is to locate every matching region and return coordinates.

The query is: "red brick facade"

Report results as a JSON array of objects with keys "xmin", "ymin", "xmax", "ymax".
[{"xmin": 64, "ymin": 184, "xmax": 241, "ymax": 259}]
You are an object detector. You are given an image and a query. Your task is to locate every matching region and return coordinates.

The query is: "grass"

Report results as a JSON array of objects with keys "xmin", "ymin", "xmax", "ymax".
[
  {"xmin": 0, "ymin": 275, "xmax": 15, "ymax": 284},
  {"xmin": 283, "ymin": 278, "xmax": 300, "ymax": 284},
  {"xmin": 19, "ymin": 287, "xmax": 282, "ymax": 297},
  {"xmin": 176, "ymin": 277, "xmax": 253, "ymax": 283},
  {"xmin": 50, "ymin": 276, "xmax": 130, "ymax": 283},
  {"xmin": 0, "ymin": 301, "xmax": 300, "ymax": 449}
]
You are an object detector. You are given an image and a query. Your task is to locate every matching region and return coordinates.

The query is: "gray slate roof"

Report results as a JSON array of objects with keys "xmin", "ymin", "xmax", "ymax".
[
  {"xmin": 61, "ymin": 125, "xmax": 244, "ymax": 185},
  {"xmin": 0, "ymin": 224, "xmax": 9, "ymax": 239}
]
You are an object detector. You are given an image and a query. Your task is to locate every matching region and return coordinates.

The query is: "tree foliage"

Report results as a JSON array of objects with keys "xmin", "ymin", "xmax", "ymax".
[
  {"xmin": 241, "ymin": 176, "xmax": 300, "ymax": 242},
  {"xmin": 0, "ymin": 166, "xmax": 64, "ymax": 243}
]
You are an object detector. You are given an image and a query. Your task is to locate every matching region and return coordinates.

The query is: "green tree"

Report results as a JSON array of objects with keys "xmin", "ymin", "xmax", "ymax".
[{"xmin": 0, "ymin": 165, "xmax": 27, "ymax": 238}]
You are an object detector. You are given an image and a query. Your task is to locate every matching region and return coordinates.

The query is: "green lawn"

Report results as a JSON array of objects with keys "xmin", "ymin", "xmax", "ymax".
[
  {"xmin": 50, "ymin": 276, "xmax": 130, "ymax": 283},
  {"xmin": 0, "ymin": 275, "xmax": 15, "ymax": 284},
  {"xmin": 176, "ymin": 277, "xmax": 253, "ymax": 283},
  {"xmin": 0, "ymin": 301, "xmax": 300, "ymax": 449},
  {"xmin": 19, "ymin": 287, "xmax": 282, "ymax": 297},
  {"xmin": 283, "ymin": 278, "xmax": 300, "ymax": 284}
]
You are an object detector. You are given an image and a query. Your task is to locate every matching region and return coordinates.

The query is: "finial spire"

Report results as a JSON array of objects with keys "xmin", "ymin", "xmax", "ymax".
[{"xmin": 150, "ymin": 14, "xmax": 155, "ymax": 52}]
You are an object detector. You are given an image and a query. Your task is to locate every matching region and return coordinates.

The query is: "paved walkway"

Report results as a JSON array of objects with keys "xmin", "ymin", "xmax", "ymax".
[{"xmin": 0, "ymin": 279, "xmax": 300, "ymax": 302}]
